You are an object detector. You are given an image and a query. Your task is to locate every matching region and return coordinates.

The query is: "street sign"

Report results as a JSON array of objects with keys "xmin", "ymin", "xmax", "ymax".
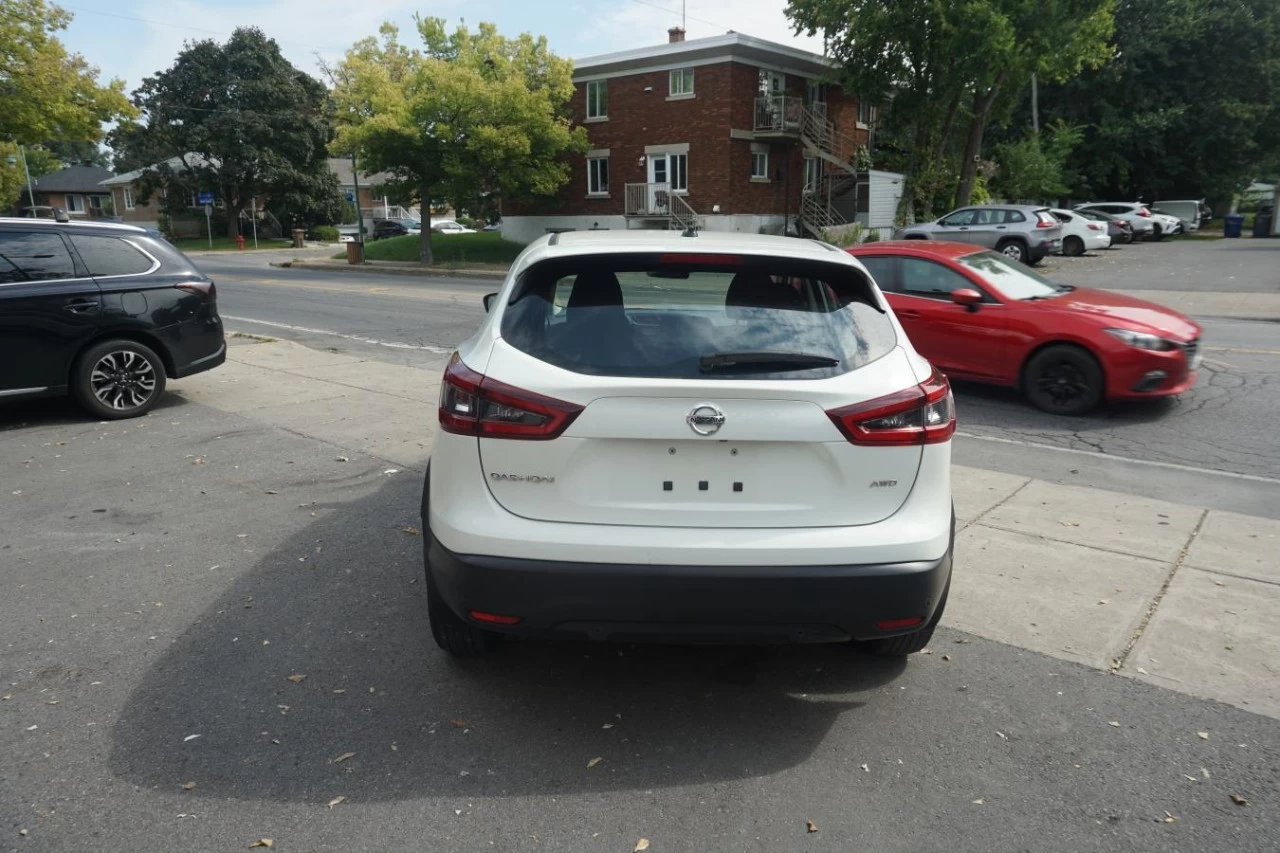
[
  {"xmin": 345, "ymin": 191, "xmax": 355, "ymax": 202},
  {"xmin": 198, "ymin": 191, "xmax": 214, "ymax": 205}
]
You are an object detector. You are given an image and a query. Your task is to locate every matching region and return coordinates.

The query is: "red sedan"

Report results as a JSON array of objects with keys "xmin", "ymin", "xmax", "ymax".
[{"xmin": 848, "ymin": 241, "xmax": 1201, "ymax": 414}]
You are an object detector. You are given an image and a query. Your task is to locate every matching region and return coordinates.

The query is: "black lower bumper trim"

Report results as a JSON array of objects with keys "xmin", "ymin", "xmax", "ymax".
[{"xmin": 426, "ymin": 527, "xmax": 953, "ymax": 644}]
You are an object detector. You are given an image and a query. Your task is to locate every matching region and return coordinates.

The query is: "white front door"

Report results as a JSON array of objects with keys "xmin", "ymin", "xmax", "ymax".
[{"xmin": 647, "ymin": 154, "xmax": 669, "ymax": 213}]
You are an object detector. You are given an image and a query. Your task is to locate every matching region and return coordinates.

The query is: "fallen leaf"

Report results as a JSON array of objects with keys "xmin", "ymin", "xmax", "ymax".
[
  {"xmin": 602, "ymin": 723, "xmax": 615, "ymax": 729},
  {"xmin": 1136, "ymin": 667, "xmax": 1149, "ymax": 675},
  {"xmin": 183, "ymin": 734, "xmax": 201, "ymax": 742},
  {"xmin": 954, "ymin": 638, "xmax": 970, "ymax": 644},
  {"xmin": 249, "ymin": 840, "xmax": 273, "ymax": 849},
  {"xmin": 1060, "ymin": 520, "xmax": 1080, "ymax": 527},
  {"xmin": 181, "ymin": 781, "xmax": 196, "ymax": 791},
  {"xmin": 1098, "ymin": 599, "xmax": 1110, "ymax": 605},
  {"xmin": 1197, "ymin": 731, "xmax": 1209, "ymax": 740},
  {"xmin": 972, "ymin": 798, "xmax": 984, "ymax": 805},
  {"xmin": 1183, "ymin": 774, "xmax": 1198, "ymax": 782},
  {"xmin": 383, "ymin": 469, "xmax": 400, "ymax": 476},
  {"xmin": 335, "ymin": 456, "xmax": 349, "ymax": 462},
  {"xmin": 277, "ymin": 705, "xmax": 290, "ymax": 715},
  {"xmin": 860, "ymin": 763, "xmax": 870, "ymax": 772},
  {"xmin": 1201, "ymin": 768, "xmax": 1210, "ymax": 779},
  {"xmin": 449, "ymin": 718, "xmax": 468, "ymax": 727},
  {"xmin": 19, "ymin": 829, "xmax": 28, "ymax": 836},
  {"xmin": 941, "ymin": 654, "xmax": 952, "ymax": 661},
  {"xmin": 635, "ymin": 839, "xmax": 650, "ymax": 851},
  {"xmin": 1214, "ymin": 580, "xmax": 1225, "ymax": 587},
  {"xmin": 996, "ymin": 731, "xmax": 1008, "ymax": 740},
  {"xmin": 400, "ymin": 526, "xmax": 420, "ymax": 536},
  {"xmin": 587, "ymin": 756, "xmax": 603, "ymax": 769},
  {"xmin": 806, "ymin": 821, "xmax": 818, "ymax": 833},
  {"xmin": 45, "ymin": 700, "xmax": 59, "ymax": 705},
  {"xmin": 1230, "ymin": 794, "xmax": 1249, "ymax": 806},
  {"xmin": 1109, "ymin": 721, "xmax": 1121, "ymax": 728},
  {"xmin": 327, "ymin": 796, "xmax": 346, "ymax": 809},
  {"xmin": 192, "ymin": 457, "xmax": 205, "ymax": 466},
  {"xmin": 455, "ymin": 809, "xmax": 463, "ymax": 816},
  {"xmin": 334, "ymin": 752, "xmax": 356, "ymax": 764},
  {"xmin": 1163, "ymin": 811, "xmax": 1177, "ymax": 823},
  {"xmin": 920, "ymin": 648, "xmax": 933, "ymax": 655},
  {"xmin": 332, "ymin": 689, "xmax": 347, "ymax": 695},
  {"xmin": 264, "ymin": 490, "xmax": 278, "ymax": 495},
  {"xmin": 286, "ymin": 674, "xmax": 307, "ymax": 684}
]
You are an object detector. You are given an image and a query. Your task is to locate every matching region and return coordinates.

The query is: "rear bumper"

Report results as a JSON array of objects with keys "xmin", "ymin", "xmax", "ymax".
[
  {"xmin": 165, "ymin": 309, "xmax": 226, "ymax": 378},
  {"xmin": 427, "ymin": 526, "xmax": 953, "ymax": 644}
]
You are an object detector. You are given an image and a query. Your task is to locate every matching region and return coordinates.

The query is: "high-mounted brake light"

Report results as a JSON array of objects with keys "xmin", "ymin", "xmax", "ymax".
[
  {"xmin": 825, "ymin": 367, "xmax": 956, "ymax": 446},
  {"xmin": 439, "ymin": 354, "xmax": 583, "ymax": 440},
  {"xmin": 658, "ymin": 253, "xmax": 743, "ymax": 265}
]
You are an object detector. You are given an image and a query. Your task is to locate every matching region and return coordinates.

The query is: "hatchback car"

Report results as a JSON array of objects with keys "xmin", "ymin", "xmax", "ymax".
[
  {"xmin": 0, "ymin": 217, "xmax": 225, "ymax": 419},
  {"xmin": 423, "ymin": 231, "xmax": 955, "ymax": 657},
  {"xmin": 1075, "ymin": 208, "xmax": 1134, "ymax": 244},
  {"xmin": 849, "ymin": 241, "xmax": 1201, "ymax": 415},
  {"xmin": 893, "ymin": 204, "xmax": 1062, "ymax": 265},
  {"xmin": 1074, "ymin": 203, "xmax": 1159, "ymax": 240},
  {"xmin": 1049, "ymin": 209, "xmax": 1112, "ymax": 255}
]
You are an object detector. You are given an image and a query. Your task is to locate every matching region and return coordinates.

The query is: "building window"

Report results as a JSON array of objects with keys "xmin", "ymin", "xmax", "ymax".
[
  {"xmin": 858, "ymin": 100, "xmax": 875, "ymax": 125},
  {"xmin": 122, "ymin": 187, "xmax": 135, "ymax": 210},
  {"xmin": 669, "ymin": 68, "xmax": 694, "ymax": 97},
  {"xmin": 586, "ymin": 80, "xmax": 608, "ymax": 120},
  {"xmin": 587, "ymin": 156, "xmax": 610, "ymax": 196},
  {"xmin": 750, "ymin": 148, "xmax": 769, "ymax": 181},
  {"xmin": 758, "ymin": 70, "xmax": 786, "ymax": 96},
  {"xmin": 669, "ymin": 153, "xmax": 688, "ymax": 192},
  {"xmin": 64, "ymin": 194, "xmax": 85, "ymax": 213}
]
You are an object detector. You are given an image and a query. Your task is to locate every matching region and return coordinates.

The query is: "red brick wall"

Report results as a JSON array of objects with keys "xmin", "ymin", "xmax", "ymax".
[
  {"xmin": 507, "ymin": 60, "xmax": 872, "ymax": 221},
  {"xmin": 111, "ymin": 185, "xmax": 163, "ymax": 224}
]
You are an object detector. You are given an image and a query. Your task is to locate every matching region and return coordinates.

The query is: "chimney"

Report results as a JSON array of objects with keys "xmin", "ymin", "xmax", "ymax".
[{"xmin": 668, "ymin": 26, "xmax": 685, "ymax": 43}]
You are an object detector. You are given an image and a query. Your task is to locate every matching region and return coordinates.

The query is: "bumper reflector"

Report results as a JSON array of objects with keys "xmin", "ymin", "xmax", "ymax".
[
  {"xmin": 469, "ymin": 610, "xmax": 522, "ymax": 626},
  {"xmin": 876, "ymin": 616, "xmax": 925, "ymax": 631}
]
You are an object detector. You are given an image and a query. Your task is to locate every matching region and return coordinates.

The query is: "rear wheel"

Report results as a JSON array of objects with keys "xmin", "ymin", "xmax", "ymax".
[
  {"xmin": 71, "ymin": 339, "xmax": 167, "ymax": 420},
  {"xmin": 1023, "ymin": 344, "xmax": 1104, "ymax": 415},
  {"xmin": 1063, "ymin": 235, "xmax": 1085, "ymax": 257},
  {"xmin": 996, "ymin": 239, "xmax": 1027, "ymax": 264}
]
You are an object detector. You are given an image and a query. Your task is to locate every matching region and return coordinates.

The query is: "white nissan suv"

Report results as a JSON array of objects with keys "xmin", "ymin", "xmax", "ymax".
[{"xmin": 422, "ymin": 231, "xmax": 955, "ymax": 656}]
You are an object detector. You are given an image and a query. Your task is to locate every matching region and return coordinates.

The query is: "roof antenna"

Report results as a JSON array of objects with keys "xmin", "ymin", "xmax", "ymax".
[{"xmin": 682, "ymin": 0, "xmax": 685, "ymax": 31}]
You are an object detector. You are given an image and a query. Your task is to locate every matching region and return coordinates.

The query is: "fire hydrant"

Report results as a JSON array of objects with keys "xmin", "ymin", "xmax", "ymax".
[{"xmin": 236, "ymin": 234, "xmax": 245, "ymax": 251}]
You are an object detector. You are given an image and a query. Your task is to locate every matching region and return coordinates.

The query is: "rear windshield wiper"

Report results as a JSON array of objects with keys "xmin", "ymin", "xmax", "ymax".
[{"xmin": 699, "ymin": 351, "xmax": 839, "ymax": 373}]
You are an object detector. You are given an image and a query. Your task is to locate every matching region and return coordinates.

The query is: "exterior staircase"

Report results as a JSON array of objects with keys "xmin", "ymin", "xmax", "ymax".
[{"xmin": 797, "ymin": 104, "xmax": 863, "ymax": 240}]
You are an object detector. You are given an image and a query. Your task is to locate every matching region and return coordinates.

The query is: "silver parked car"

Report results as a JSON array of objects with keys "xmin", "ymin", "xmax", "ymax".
[
  {"xmin": 1073, "ymin": 202, "xmax": 1159, "ymax": 240},
  {"xmin": 894, "ymin": 204, "xmax": 1063, "ymax": 266}
]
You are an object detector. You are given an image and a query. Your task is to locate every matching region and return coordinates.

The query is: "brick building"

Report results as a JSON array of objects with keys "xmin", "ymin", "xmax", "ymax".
[
  {"xmin": 502, "ymin": 30, "xmax": 882, "ymax": 243},
  {"xmin": 14, "ymin": 165, "xmax": 115, "ymax": 219}
]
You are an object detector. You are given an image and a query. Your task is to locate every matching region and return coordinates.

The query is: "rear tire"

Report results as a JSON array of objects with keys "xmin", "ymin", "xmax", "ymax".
[
  {"xmin": 71, "ymin": 338, "xmax": 167, "ymax": 420},
  {"xmin": 1063, "ymin": 235, "xmax": 1085, "ymax": 257},
  {"xmin": 864, "ymin": 578, "xmax": 949, "ymax": 656},
  {"xmin": 996, "ymin": 239, "xmax": 1027, "ymax": 264},
  {"xmin": 1023, "ymin": 344, "xmax": 1104, "ymax": 415}
]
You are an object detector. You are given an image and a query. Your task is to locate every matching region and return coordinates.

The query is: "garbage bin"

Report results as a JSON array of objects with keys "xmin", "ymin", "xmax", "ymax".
[
  {"xmin": 291, "ymin": 228, "xmax": 306, "ymax": 249},
  {"xmin": 1223, "ymin": 213, "xmax": 1245, "ymax": 238},
  {"xmin": 345, "ymin": 239, "xmax": 364, "ymax": 265},
  {"xmin": 1253, "ymin": 211, "xmax": 1273, "ymax": 238}
]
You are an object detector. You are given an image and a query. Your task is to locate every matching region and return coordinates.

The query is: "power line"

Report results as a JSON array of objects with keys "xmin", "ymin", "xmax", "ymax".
[{"xmin": 622, "ymin": 0, "xmax": 732, "ymax": 32}]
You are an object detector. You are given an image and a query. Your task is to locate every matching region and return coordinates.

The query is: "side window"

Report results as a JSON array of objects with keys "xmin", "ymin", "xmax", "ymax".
[
  {"xmin": 974, "ymin": 208, "xmax": 1004, "ymax": 225},
  {"xmin": 939, "ymin": 209, "xmax": 976, "ymax": 226},
  {"xmin": 857, "ymin": 256, "xmax": 899, "ymax": 292},
  {"xmin": 900, "ymin": 258, "xmax": 975, "ymax": 300},
  {"xmin": 1005, "ymin": 210, "xmax": 1026, "ymax": 223},
  {"xmin": 70, "ymin": 235, "xmax": 155, "ymax": 277},
  {"xmin": 0, "ymin": 231, "xmax": 77, "ymax": 284}
]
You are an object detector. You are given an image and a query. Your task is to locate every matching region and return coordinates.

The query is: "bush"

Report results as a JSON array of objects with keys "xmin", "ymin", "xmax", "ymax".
[
  {"xmin": 310, "ymin": 224, "xmax": 340, "ymax": 242},
  {"xmin": 455, "ymin": 215, "xmax": 475, "ymax": 228}
]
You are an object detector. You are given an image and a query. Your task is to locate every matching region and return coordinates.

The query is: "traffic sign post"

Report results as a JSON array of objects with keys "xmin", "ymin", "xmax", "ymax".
[{"xmin": 198, "ymin": 192, "xmax": 215, "ymax": 249}]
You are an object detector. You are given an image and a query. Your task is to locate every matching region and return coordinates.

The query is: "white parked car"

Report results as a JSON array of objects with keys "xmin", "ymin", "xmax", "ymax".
[
  {"xmin": 1049, "ymin": 208, "xmax": 1112, "ymax": 255},
  {"xmin": 1073, "ymin": 203, "xmax": 1161, "ymax": 240},
  {"xmin": 432, "ymin": 220, "xmax": 477, "ymax": 234},
  {"xmin": 422, "ymin": 231, "xmax": 956, "ymax": 657}
]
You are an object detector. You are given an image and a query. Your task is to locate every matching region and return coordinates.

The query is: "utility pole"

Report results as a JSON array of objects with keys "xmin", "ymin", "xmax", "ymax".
[
  {"xmin": 1031, "ymin": 74, "xmax": 1040, "ymax": 135},
  {"xmin": 19, "ymin": 145, "xmax": 36, "ymax": 209},
  {"xmin": 351, "ymin": 152, "xmax": 365, "ymax": 248}
]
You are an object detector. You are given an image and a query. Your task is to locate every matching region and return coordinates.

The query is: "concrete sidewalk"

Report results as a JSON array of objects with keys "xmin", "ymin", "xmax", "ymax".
[
  {"xmin": 277, "ymin": 258, "xmax": 511, "ymax": 278},
  {"xmin": 176, "ymin": 335, "xmax": 1280, "ymax": 719}
]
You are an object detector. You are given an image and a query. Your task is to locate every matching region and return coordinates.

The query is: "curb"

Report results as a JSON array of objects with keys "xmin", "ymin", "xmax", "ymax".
[{"xmin": 272, "ymin": 261, "xmax": 508, "ymax": 279}]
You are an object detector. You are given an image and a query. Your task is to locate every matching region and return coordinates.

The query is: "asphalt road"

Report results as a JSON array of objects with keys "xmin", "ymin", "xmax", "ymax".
[
  {"xmin": 195, "ymin": 249, "xmax": 1280, "ymax": 515},
  {"xmin": 2, "ymin": 406, "xmax": 1276, "ymax": 852}
]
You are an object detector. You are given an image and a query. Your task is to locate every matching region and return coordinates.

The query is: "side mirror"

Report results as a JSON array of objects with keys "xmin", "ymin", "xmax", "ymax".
[
  {"xmin": 950, "ymin": 288, "xmax": 983, "ymax": 311},
  {"xmin": 482, "ymin": 292, "xmax": 497, "ymax": 313}
]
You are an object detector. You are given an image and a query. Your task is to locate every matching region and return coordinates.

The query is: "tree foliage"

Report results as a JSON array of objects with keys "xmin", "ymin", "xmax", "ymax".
[
  {"xmin": 787, "ymin": 0, "xmax": 1113, "ymax": 217},
  {"xmin": 1033, "ymin": 0, "xmax": 1280, "ymax": 205},
  {"xmin": 328, "ymin": 17, "xmax": 587, "ymax": 263},
  {"xmin": 990, "ymin": 120, "xmax": 1084, "ymax": 201},
  {"xmin": 0, "ymin": 0, "xmax": 133, "ymax": 205},
  {"xmin": 109, "ymin": 27, "xmax": 341, "ymax": 237}
]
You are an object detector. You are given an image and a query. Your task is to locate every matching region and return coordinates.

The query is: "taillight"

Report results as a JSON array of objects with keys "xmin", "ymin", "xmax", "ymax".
[
  {"xmin": 439, "ymin": 353, "xmax": 583, "ymax": 440},
  {"xmin": 177, "ymin": 281, "xmax": 216, "ymax": 302},
  {"xmin": 1087, "ymin": 223, "xmax": 1102, "ymax": 231},
  {"xmin": 826, "ymin": 367, "xmax": 956, "ymax": 446},
  {"xmin": 1138, "ymin": 208, "xmax": 1152, "ymax": 217},
  {"xmin": 1035, "ymin": 212, "xmax": 1056, "ymax": 228}
]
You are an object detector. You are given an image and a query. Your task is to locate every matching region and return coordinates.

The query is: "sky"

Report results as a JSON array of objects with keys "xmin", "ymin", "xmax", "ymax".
[{"xmin": 57, "ymin": 0, "xmax": 825, "ymax": 97}]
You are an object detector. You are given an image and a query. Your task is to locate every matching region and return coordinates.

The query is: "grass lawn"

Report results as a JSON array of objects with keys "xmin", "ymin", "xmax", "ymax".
[
  {"xmin": 172, "ymin": 236, "xmax": 292, "ymax": 252},
  {"xmin": 332, "ymin": 231, "xmax": 524, "ymax": 265}
]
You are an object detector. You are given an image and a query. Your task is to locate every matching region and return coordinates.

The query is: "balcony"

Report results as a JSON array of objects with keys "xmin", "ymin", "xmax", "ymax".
[
  {"xmin": 754, "ymin": 96, "xmax": 804, "ymax": 135},
  {"xmin": 625, "ymin": 182, "xmax": 673, "ymax": 217}
]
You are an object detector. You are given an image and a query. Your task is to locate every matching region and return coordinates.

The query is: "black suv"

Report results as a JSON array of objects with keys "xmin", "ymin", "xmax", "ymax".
[
  {"xmin": 0, "ymin": 217, "xmax": 225, "ymax": 419},
  {"xmin": 371, "ymin": 219, "xmax": 409, "ymax": 240}
]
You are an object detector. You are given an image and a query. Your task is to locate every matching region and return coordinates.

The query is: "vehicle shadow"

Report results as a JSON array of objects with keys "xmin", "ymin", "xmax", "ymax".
[
  {"xmin": 109, "ymin": 474, "xmax": 906, "ymax": 803},
  {"xmin": 0, "ymin": 392, "xmax": 190, "ymax": 432}
]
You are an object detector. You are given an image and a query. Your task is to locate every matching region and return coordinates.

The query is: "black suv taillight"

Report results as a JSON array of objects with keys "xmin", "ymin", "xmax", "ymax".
[
  {"xmin": 176, "ymin": 281, "xmax": 216, "ymax": 302},
  {"xmin": 439, "ymin": 354, "xmax": 583, "ymax": 440}
]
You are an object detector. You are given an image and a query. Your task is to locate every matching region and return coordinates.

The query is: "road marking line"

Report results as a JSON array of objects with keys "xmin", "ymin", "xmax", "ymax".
[
  {"xmin": 1204, "ymin": 345, "xmax": 1280, "ymax": 356},
  {"xmin": 954, "ymin": 431, "xmax": 1280, "ymax": 485},
  {"xmin": 221, "ymin": 315, "xmax": 453, "ymax": 354}
]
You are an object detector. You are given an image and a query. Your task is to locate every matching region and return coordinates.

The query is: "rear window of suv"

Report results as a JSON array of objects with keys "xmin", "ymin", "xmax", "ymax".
[{"xmin": 500, "ymin": 252, "xmax": 896, "ymax": 380}]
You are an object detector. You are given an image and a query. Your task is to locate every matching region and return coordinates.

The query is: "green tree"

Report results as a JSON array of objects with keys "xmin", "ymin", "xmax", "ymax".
[
  {"xmin": 43, "ymin": 138, "xmax": 110, "ymax": 168},
  {"xmin": 328, "ymin": 17, "xmax": 587, "ymax": 263},
  {"xmin": 1033, "ymin": 0, "xmax": 1280, "ymax": 206},
  {"xmin": 112, "ymin": 27, "xmax": 340, "ymax": 238},
  {"xmin": 787, "ymin": 0, "xmax": 1113, "ymax": 216},
  {"xmin": 990, "ymin": 120, "xmax": 1084, "ymax": 201},
  {"xmin": 0, "ymin": 0, "xmax": 133, "ymax": 205}
]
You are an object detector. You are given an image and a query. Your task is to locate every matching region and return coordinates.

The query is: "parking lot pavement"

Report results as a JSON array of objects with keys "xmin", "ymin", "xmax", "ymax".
[
  {"xmin": 3, "ymin": 336, "xmax": 1278, "ymax": 852},
  {"xmin": 1046, "ymin": 237, "xmax": 1280, "ymax": 295}
]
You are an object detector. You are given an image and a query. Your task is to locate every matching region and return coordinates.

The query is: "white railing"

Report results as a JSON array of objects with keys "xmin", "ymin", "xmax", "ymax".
[
  {"xmin": 625, "ymin": 182, "xmax": 673, "ymax": 216},
  {"xmin": 668, "ymin": 193, "xmax": 703, "ymax": 231},
  {"xmin": 754, "ymin": 95, "xmax": 804, "ymax": 133}
]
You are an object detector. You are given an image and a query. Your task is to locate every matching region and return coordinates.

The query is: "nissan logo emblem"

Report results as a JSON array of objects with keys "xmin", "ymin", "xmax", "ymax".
[{"xmin": 686, "ymin": 403, "xmax": 726, "ymax": 436}]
